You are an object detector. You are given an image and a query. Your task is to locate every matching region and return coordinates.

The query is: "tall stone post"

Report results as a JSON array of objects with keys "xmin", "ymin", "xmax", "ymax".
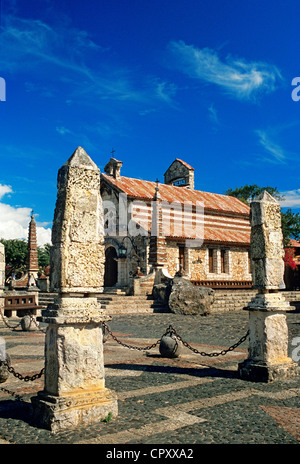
[
  {"xmin": 31, "ymin": 147, "xmax": 118, "ymax": 432},
  {"xmin": 27, "ymin": 214, "xmax": 39, "ymax": 280},
  {"xmin": 148, "ymin": 183, "xmax": 168, "ymax": 286},
  {"xmin": 238, "ymin": 192, "xmax": 299, "ymax": 382}
]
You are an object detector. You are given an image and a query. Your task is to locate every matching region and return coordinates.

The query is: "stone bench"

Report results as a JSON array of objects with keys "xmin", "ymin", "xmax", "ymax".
[{"xmin": 4, "ymin": 294, "xmax": 42, "ymax": 318}]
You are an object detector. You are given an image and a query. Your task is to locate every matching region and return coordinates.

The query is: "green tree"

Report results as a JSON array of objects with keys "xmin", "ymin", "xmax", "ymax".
[
  {"xmin": 224, "ymin": 184, "xmax": 300, "ymax": 245},
  {"xmin": 0, "ymin": 239, "xmax": 28, "ymax": 269},
  {"xmin": 0, "ymin": 239, "xmax": 51, "ymax": 278},
  {"xmin": 224, "ymin": 184, "xmax": 284, "ymax": 204},
  {"xmin": 37, "ymin": 243, "xmax": 51, "ymax": 268},
  {"xmin": 0, "ymin": 238, "xmax": 28, "ymax": 278},
  {"xmin": 281, "ymin": 209, "xmax": 300, "ymax": 245}
]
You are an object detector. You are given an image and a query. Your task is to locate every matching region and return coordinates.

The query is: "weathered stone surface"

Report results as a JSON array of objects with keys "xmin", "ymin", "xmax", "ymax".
[
  {"xmin": 246, "ymin": 291, "xmax": 290, "ymax": 311},
  {"xmin": 239, "ymin": 191, "xmax": 299, "ymax": 382},
  {"xmin": 238, "ymin": 358, "xmax": 299, "ymax": 383},
  {"xmin": 247, "ymin": 312, "xmax": 290, "ymax": 363},
  {"xmin": 32, "ymin": 147, "xmax": 118, "ymax": 432},
  {"xmin": 50, "ymin": 147, "xmax": 105, "ymax": 294},
  {"xmin": 168, "ymin": 277, "xmax": 214, "ymax": 315},
  {"xmin": 31, "ymin": 387, "xmax": 118, "ymax": 434},
  {"xmin": 152, "ymin": 283, "xmax": 172, "ymax": 305},
  {"xmin": 44, "ymin": 322, "xmax": 105, "ymax": 396},
  {"xmin": 0, "ymin": 354, "xmax": 10, "ymax": 384},
  {"xmin": 250, "ymin": 191, "xmax": 285, "ymax": 290}
]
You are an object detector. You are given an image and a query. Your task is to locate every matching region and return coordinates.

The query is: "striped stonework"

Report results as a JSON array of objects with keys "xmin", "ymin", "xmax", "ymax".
[
  {"xmin": 100, "ymin": 158, "xmax": 252, "ymax": 291},
  {"xmin": 27, "ymin": 215, "xmax": 39, "ymax": 276}
]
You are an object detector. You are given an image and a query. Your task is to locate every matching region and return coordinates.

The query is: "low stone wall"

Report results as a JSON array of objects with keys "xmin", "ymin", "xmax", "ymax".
[{"xmin": 211, "ymin": 290, "xmax": 300, "ymax": 313}]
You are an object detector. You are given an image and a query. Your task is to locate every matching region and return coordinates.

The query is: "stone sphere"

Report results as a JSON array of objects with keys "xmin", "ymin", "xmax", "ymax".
[
  {"xmin": 159, "ymin": 335, "xmax": 182, "ymax": 358},
  {"xmin": 21, "ymin": 315, "xmax": 37, "ymax": 331},
  {"xmin": 0, "ymin": 353, "xmax": 11, "ymax": 383}
]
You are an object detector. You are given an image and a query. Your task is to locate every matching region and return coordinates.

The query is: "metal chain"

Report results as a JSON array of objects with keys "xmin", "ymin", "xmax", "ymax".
[
  {"xmin": 0, "ymin": 319, "xmax": 248, "ymax": 383},
  {"xmin": 167, "ymin": 324, "xmax": 249, "ymax": 357},
  {"xmin": 27, "ymin": 313, "xmax": 46, "ymax": 333},
  {"xmin": 102, "ymin": 321, "xmax": 167, "ymax": 351},
  {"xmin": 0, "ymin": 385, "xmax": 25, "ymax": 401},
  {"xmin": 0, "ymin": 309, "xmax": 45, "ymax": 333},
  {"xmin": 102, "ymin": 322, "xmax": 249, "ymax": 357},
  {"xmin": 0, "ymin": 309, "xmax": 22, "ymax": 330},
  {"xmin": 0, "ymin": 358, "xmax": 44, "ymax": 382}
]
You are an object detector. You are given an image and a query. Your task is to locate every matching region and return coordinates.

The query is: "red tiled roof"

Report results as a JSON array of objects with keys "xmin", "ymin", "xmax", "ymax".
[
  {"xmin": 164, "ymin": 225, "xmax": 250, "ymax": 244},
  {"xmin": 287, "ymin": 239, "xmax": 300, "ymax": 248},
  {"xmin": 101, "ymin": 173, "xmax": 250, "ymax": 216},
  {"xmin": 202, "ymin": 227, "xmax": 250, "ymax": 244},
  {"xmin": 174, "ymin": 158, "xmax": 195, "ymax": 170}
]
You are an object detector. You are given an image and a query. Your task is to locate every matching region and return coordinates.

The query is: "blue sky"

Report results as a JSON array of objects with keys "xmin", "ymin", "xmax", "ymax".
[{"xmin": 0, "ymin": 0, "xmax": 300, "ymax": 245}]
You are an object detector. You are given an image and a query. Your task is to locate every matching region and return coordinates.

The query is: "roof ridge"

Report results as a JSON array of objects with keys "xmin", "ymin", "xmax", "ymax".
[
  {"xmin": 101, "ymin": 173, "xmax": 249, "ymax": 203},
  {"xmin": 101, "ymin": 173, "xmax": 250, "ymax": 216}
]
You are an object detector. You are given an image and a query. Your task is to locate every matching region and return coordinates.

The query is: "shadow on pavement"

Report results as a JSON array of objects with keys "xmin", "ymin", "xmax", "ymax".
[
  {"xmin": 105, "ymin": 361, "xmax": 240, "ymax": 379},
  {"xmin": 0, "ymin": 399, "xmax": 32, "ymax": 422}
]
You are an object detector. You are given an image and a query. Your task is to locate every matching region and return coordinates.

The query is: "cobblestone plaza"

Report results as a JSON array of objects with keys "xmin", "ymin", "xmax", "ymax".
[{"xmin": 0, "ymin": 310, "xmax": 299, "ymax": 445}]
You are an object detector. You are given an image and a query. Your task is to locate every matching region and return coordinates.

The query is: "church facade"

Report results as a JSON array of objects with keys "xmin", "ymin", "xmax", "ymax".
[{"xmin": 101, "ymin": 156, "xmax": 252, "ymax": 294}]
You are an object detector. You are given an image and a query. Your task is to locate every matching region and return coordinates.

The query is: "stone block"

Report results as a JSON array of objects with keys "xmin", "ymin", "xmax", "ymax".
[{"xmin": 168, "ymin": 277, "xmax": 214, "ymax": 315}]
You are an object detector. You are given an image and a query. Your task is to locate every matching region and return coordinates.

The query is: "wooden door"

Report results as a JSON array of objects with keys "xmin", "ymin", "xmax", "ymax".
[{"xmin": 104, "ymin": 246, "xmax": 118, "ymax": 287}]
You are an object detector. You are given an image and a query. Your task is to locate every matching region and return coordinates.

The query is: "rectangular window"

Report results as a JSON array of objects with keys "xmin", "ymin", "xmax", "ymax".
[
  {"xmin": 208, "ymin": 248, "xmax": 214, "ymax": 273},
  {"xmin": 221, "ymin": 249, "xmax": 226, "ymax": 273},
  {"xmin": 178, "ymin": 245, "xmax": 185, "ymax": 270}
]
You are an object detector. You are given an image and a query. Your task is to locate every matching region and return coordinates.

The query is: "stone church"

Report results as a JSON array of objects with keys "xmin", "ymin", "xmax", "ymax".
[{"xmin": 101, "ymin": 155, "xmax": 252, "ymax": 294}]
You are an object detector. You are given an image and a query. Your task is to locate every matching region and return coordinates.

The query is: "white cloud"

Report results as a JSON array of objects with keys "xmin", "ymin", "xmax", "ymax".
[
  {"xmin": 56, "ymin": 126, "xmax": 72, "ymax": 135},
  {"xmin": 279, "ymin": 189, "xmax": 300, "ymax": 208},
  {"xmin": 0, "ymin": 184, "xmax": 13, "ymax": 200},
  {"xmin": 0, "ymin": 15, "xmax": 173, "ymax": 108},
  {"xmin": 208, "ymin": 103, "xmax": 219, "ymax": 124},
  {"xmin": 152, "ymin": 79, "xmax": 177, "ymax": 106},
  {"xmin": 168, "ymin": 41, "xmax": 282, "ymax": 101},
  {"xmin": 255, "ymin": 130, "xmax": 287, "ymax": 164},
  {"xmin": 0, "ymin": 184, "xmax": 51, "ymax": 246}
]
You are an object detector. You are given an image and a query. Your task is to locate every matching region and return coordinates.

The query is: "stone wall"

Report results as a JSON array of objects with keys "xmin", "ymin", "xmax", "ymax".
[
  {"xmin": 164, "ymin": 242, "xmax": 251, "ymax": 282},
  {"xmin": 50, "ymin": 147, "xmax": 105, "ymax": 293},
  {"xmin": 101, "ymin": 187, "xmax": 151, "ymax": 282},
  {"xmin": 101, "ymin": 182, "xmax": 251, "ymax": 286}
]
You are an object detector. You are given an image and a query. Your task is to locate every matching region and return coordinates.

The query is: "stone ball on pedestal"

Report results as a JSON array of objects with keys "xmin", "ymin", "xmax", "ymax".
[{"xmin": 159, "ymin": 335, "xmax": 182, "ymax": 358}]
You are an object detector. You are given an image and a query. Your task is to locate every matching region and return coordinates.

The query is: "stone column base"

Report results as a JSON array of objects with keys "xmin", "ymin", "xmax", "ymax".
[
  {"xmin": 31, "ymin": 387, "xmax": 118, "ymax": 433},
  {"xmin": 238, "ymin": 359, "xmax": 299, "ymax": 383}
]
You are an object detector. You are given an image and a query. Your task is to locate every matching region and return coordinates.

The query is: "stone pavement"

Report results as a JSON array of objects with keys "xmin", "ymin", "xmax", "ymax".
[{"xmin": 0, "ymin": 310, "xmax": 299, "ymax": 446}]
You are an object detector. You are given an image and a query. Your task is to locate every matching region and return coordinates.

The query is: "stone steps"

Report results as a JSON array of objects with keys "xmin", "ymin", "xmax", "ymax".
[
  {"xmin": 38, "ymin": 292, "xmax": 169, "ymax": 314},
  {"xmin": 97, "ymin": 294, "xmax": 168, "ymax": 314},
  {"xmin": 211, "ymin": 290, "xmax": 256, "ymax": 312},
  {"xmin": 38, "ymin": 290, "xmax": 300, "ymax": 314},
  {"xmin": 211, "ymin": 290, "xmax": 300, "ymax": 312}
]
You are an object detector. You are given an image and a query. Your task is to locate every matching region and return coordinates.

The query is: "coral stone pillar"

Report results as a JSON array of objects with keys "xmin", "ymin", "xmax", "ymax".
[
  {"xmin": 238, "ymin": 192, "xmax": 299, "ymax": 382},
  {"xmin": 31, "ymin": 147, "xmax": 118, "ymax": 432},
  {"xmin": 27, "ymin": 214, "xmax": 39, "ymax": 279}
]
